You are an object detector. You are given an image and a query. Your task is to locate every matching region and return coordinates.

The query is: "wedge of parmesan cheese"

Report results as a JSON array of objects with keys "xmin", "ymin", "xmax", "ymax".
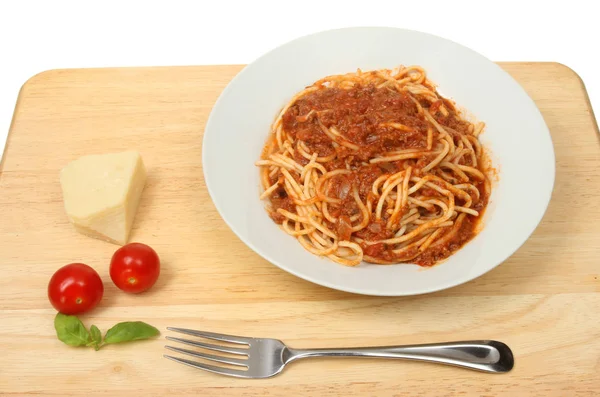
[{"xmin": 60, "ymin": 151, "xmax": 147, "ymax": 245}]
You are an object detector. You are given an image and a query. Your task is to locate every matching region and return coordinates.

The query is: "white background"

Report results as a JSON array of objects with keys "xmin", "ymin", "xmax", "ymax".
[{"xmin": 0, "ymin": 0, "xmax": 598, "ymax": 156}]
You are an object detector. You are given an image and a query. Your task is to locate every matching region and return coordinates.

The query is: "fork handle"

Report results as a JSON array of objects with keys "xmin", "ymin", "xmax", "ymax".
[{"xmin": 285, "ymin": 340, "xmax": 513, "ymax": 373}]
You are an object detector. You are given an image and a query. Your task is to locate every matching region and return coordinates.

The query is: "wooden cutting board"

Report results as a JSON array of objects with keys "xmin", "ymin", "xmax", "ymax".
[{"xmin": 0, "ymin": 63, "xmax": 599, "ymax": 397}]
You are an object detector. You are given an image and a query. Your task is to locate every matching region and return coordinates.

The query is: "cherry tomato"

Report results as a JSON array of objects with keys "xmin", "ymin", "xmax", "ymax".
[
  {"xmin": 110, "ymin": 243, "xmax": 160, "ymax": 294},
  {"xmin": 48, "ymin": 263, "xmax": 104, "ymax": 314}
]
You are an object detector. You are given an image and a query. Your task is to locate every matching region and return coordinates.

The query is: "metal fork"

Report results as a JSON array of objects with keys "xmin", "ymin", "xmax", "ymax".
[{"xmin": 164, "ymin": 327, "xmax": 514, "ymax": 378}]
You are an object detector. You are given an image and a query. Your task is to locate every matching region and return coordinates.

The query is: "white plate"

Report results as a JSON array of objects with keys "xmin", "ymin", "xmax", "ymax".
[{"xmin": 202, "ymin": 27, "xmax": 555, "ymax": 296}]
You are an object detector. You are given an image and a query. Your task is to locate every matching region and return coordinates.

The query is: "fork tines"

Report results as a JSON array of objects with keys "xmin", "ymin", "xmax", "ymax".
[{"xmin": 164, "ymin": 327, "xmax": 252, "ymax": 378}]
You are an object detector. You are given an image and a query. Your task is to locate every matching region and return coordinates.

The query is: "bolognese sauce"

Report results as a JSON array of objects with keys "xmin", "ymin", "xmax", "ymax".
[{"xmin": 256, "ymin": 66, "xmax": 490, "ymax": 267}]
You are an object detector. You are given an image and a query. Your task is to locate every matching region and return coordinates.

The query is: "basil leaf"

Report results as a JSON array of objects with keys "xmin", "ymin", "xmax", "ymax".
[
  {"xmin": 54, "ymin": 313, "xmax": 91, "ymax": 347},
  {"xmin": 104, "ymin": 321, "xmax": 159, "ymax": 344},
  {"xmin": 86, "ymin": 324, "xmax": 103, "ymax": 351}
]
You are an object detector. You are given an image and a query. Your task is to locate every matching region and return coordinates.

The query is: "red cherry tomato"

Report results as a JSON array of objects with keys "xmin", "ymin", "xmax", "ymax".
[
  {"xmin": 110, "ymin": 243, "xmax": 160, "ymax": 293},
  {"xmin": 48, "ymin": 263, "xmax": 104, "ymax": 314}
]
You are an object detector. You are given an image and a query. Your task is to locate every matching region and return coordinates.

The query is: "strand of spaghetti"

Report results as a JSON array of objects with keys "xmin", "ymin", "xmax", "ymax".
[
  {"xmin": 322, "ymin": 202, "xmax": 338, "ymax": 223},
  {"xmin": 394, "ymin": 224, "xmax": 408, "ymax": 237},
  {"xmin": 392, "ymin": 233, "xmax": 433, "ymax": 254},
  {"xmin": 276, "ymin": 208, "xmax": 309, "ymax": 223},
  {"xmin": 351, "ymin": 185, "xmax": 370, "ymax": 232},
  {"xmin": 401, "ymin": 208, "xmax": 419, "ymax": 219},
  {"xmin": 304, "ymin": 171, "xmax": 322, "ymax": 211},
  {"xmin": 375, "ymin": 71, "xmax": 404, "ymax": 91},
  {"xmin": 268, "ymin": 167, "xmax": 279, "ymax": 179},
  {"xmin": 283, "ymin": 141, "xmax": 295, "ymax": 157},
  {"xmin": 400, "ymin": 212, "xmax": 420, "ymax": 227},
  {"xmin": 282, "ymin": 219, "xmax": 315, "ymax": 236},
  {"xmin": 465, "ymin": 135, "xmax": 482, "ymax": 157},
  {"xmin": 297, "ymin": 141, "xmax": 337, "ymax": 163},
  {"xmin": 314, "ymin": 72, "xmax": 363, "ymax": 86},
  {"xmin": 396, "ymin": 66, "xmax": 427, "ymax": 84},
  {"xmin": 375, "ymin": 174, "xmax": 405, "ymax": 220},
  {"xmin": 260, "ymin": 181, "xmax": 280, "ymax": 200},
  {"xmin": 387, "ymin": 147, "xmax": 431, "ymax": 155},
  {"xmin": 461, "ymin": 135, "xmax": 477, "ymax": 166},
  {"xmin": 309, "ymin": 229, "xmax": 335, "ymax": 248},
  {"xmin": 407, "ymin": 197, "xmax": 435, "ymax": 211},
  {"xmin": 418, "ymin": 228, "xmax": 445, "ymax": 252},
  {"xmin": 404, "ymin": 84, "xmax": 437, "ymax": 100},
  {"xmin": 294, "ymin": 196, "xmax": 321, "ymax": 206},
  {"xmin": 452, "ymin": 149, "xmax": 468, "ymax": 165},
  {"xmin": 296, "ymin": 109, "xmax": 316, "ymax": 122},
  {"xmin": 259, "ymin": 167, "xmax": 272, "ymax": 192},
  {"xmin": 272, "ymin": 153, "xmax": 304, "ymax": 173},
  {"xmin": 426, "ymin": 125, "xmax": 433, "ymax": 150},
  {"xmin": 401, "ymin": 167, "xmax": 412, "ymax": 209},
  {"xmin": 370, "ymin": 151, "xmax": 430, "ymax": 163},
  {"xmin": 301, "ymin": 153, "xmax": 317, "ymax": 198},
  {"xmin": 377, "ymin": 76, "xmax": 411, "ymax": 89},
  {"xmin": 296, "ymin": 163, "xmax": 321, "ymax": 206},
  {"xmin": 424, "ymin": 180, "xmax": 471, "ymax": 208},
  {"xmin": 454, "ymin": 183, "xmax": 480, "ymax": 201},
  {"xmin": 455, "ymin": 206, "xmax": 479, "ymax": 216},
  {"xmin": 413, "ymin": 216, "xmax": 443, "ymax": 225},
  {"xmin": 380, "ymin": 122, "xmax": 413, "ymax": 131},
  {"xmin": 281, "ymin": 168, "xmax": 305, "ymax": 199},
  {"xmin": 409, "ymin": 175, "xmax": 473, "ymax": 208},
  {"xmin": 300, "ymin": 158, "xmax": 327, "ymax": 180},
  {"xmin": 362, "ymin": 255, "xmax": 395, "ymax": 265},
  {"xmin": 317, "ymin": 120, "xmax": 360, "ymax": 151},
  {"xmin": 422, "ymin": 140, "xmax": 450, "ymax": 172},
  {"xmin": 407, "ymin": 95, "xmax": 425, "ymax": 116},
  {"xmin": 327, "ymin": 241, "xmax": 363, "ymax": 266},
  {"xmin": 388, "ymin": 167, "xmax": 413, "ymax": 229},
  {"xmin": 387, "ymin": 179, "xmax": 403, "ymax": 230},
  {"xmin": 430, "ymin": 213, "xmax": 467, "ymax": 249},
  {"xmin": 426, "ymin": 198, "xmax": 450, "ymax": 213},
  {"xmin": 307, "ymin": 213, "xmax": 337, "ymax": 239},
  {"xmin": 255, "ymin": 159, "xmax": 296, "ymax": 172},
  {"xmin": 439, "ymin": 105, "xmax": 449, "ymax": 117},
  {"xmin": 374, "ymin": 193, "xmax": 455, "ymax": 245},
  {"xmin": 275, "ymin": 123, "xmax": 284, "ymax": 150},
  {"xmin": 372, "ymin": 174, "xmax": 391, "ymax": 196},
  {"xmin": 450, "ymin": 139, "xmax": 465, "ymax": 163},
  {"xmin": 382, "ymin": 170, "xmax": 406, "ymax": 190},
  {"xmin": 408, "ymin": 176, "xmax": 444, "ymax": 196},
  {"xmin": 473, "ymin": 122, "xmax": 485, "ymax": 137},
  {"xmin": 438, "ymin": 170, "xmax": 458, "ymax": 183},
  {"xmin": 442, "ymin": 133, "xmax": 456, "ymax": 158},
  {"xmin": 455, "ymin": 164, "xmax": 486, "ymax": 180},
  {"xmin": 440, "ymin": 162, "xmax": 470, "ymax": 182},
  {"xmin": 423, "ymin": 108, "xmax": 450, "ymax": 136},
  {"xmin": 315, "ymin": 169, "xmax": 351, "ymax": 204},
  {"xmin": 297, "ymin": 234, "xmax": 338, "ymax": 256}
]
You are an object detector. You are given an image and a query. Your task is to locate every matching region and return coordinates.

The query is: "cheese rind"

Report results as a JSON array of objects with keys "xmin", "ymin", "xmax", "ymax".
[{"xmin": 60, "ymin": 151, "xmax": 147, "ymax": 245}]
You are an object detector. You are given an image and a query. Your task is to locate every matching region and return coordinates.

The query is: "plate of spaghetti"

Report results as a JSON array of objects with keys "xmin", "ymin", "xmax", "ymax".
[{"xmin": 203, "ymin": 27, "xmax": 555, "ymax": 295}]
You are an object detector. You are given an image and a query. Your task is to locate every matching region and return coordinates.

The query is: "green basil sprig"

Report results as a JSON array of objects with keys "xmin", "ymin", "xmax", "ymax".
[
  {"xmin": 104, "ymin": 321, "xmax": 160, "ymax": 344},
  {"xmin": 87, "ymin": 325, "xmax": 102, "ymax": 350},
  {"xmin": 54, "ymin": 313, "xmax": 159, "ymax": 350},
  {"xmin": 54, "ymin": 313, "xmax": 90, "ymax": 347}
]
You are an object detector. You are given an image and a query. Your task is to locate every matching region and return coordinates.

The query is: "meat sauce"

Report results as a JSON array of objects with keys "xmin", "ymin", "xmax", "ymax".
[{"xmin": 268, "ymin": 84, "xmax": 489, "ymax": 266}]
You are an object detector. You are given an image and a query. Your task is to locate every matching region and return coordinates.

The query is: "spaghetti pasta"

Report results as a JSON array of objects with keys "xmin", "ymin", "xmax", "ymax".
[{"xmin": 256, "ymin": 65, "xmax": 491, "ymax": 267}]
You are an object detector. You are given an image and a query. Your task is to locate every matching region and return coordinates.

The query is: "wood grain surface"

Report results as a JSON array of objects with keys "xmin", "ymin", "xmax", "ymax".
[{"xmin": 0, "ymin": 63, "xmax": 599, "ymax": 396}]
